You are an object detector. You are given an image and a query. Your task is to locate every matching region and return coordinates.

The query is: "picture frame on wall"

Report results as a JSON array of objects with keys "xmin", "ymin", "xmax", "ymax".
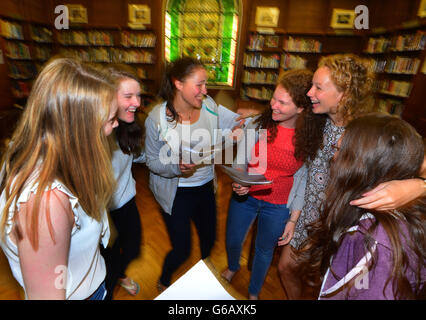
[
  {"xmin": 128, "ymin": 4, "xmax": 151, "ymax": 25},
  {"xmin": 330, "ymin": 8, "xmax": 355, "ymax": 29},
  {"xmin": 418, "ymin": 0, "xmax": 426, "ymax": 18},
  {"xmin": 66, "ymin": 4, "xmax": 88, "ymax": 24},
  {"xmin": 255, "ymin": 7, "xmax": 280, "ymax": 28}
]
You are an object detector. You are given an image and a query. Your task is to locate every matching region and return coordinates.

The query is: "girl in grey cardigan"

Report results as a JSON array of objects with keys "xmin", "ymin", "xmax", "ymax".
[{"xmin": 144, "ymin": 57, "xmax": 242, "ymax": 291}]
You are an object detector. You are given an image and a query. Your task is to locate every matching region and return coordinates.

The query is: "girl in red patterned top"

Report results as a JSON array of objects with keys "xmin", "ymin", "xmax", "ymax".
[{"xmin": 221, "ymin": 69, "xmax": 324, "ymax": 299}]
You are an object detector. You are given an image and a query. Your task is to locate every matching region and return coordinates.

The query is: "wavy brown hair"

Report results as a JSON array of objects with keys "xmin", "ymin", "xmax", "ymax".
[
  {"xmin": 0, "ymin": 57, "xmax": 116, "ymax": 250},
  {"xmin": 318, "ymin": 54, "xmax": 376, "ymax": 125},
  {"xmin": 255, "ymin": 69, "xmax": 326, "ymax": 161},
  {"xmin": 297, "ymin": 114, "xmax": 425, "ymax": 299}
]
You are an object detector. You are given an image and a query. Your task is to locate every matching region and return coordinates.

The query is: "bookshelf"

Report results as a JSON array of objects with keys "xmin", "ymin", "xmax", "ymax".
[
  {"xmin": 364, "ymin": 29, "xmax": 426, "ymax": 117},
  {"xmin": 240, "ymin": 31, "xmax": 325, "ymax": 102},
  {"xmin": 0, "ymin": 18, "xmax": 53, "ymax": 102}
]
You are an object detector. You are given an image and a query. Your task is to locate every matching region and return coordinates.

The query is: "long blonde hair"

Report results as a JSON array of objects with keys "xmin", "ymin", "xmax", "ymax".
[{"xmin": 0, "ymin": 57, "xmax": 117, "ymax": 250}]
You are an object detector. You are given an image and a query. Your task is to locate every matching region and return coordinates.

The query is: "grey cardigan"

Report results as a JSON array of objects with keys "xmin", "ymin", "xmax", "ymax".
[
  {"xmin": 232, "ymin": 115, "xmax": 307, "ymax": 211},
  {"xmin": 144, "ymin": 96, "xmax": 240, "ymax": 214}
]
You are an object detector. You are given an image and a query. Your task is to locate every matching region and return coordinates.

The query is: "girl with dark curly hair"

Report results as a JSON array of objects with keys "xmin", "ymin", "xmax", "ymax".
[{"xmin": 221, "ymin": 69, "xmax": 326, "ymax": 299}]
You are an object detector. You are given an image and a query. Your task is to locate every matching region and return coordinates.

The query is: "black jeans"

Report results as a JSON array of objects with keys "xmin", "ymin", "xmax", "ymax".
[
  {"xmin": 102, "ymin": 197, "xmax": 142, "ymax": 300},
  {"xmin": 159, "ymin": 180, "xmax": 217, "ymax": 286}
]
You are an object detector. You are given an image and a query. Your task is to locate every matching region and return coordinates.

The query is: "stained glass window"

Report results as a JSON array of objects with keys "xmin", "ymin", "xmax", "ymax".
[{"xmin": 165, "ymin": 0, "xmax": 240, "ymax": 87}]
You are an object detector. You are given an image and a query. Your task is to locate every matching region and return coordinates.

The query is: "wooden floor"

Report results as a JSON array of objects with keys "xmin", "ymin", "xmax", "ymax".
[{"xmin": 0, "ymin": 164, "xmax": 288, "ymax": 300}]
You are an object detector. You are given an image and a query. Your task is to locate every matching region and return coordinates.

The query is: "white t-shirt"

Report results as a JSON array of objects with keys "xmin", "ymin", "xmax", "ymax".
[
  {"xmin": 175, "ymin": 110, "xmax": 214, "ymax": 187},
  {"xmin": 0, "ymin": 179, "xmax": 109, "ymax": 300}
]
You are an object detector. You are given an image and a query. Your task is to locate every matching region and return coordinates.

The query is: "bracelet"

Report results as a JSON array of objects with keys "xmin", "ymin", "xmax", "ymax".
[{"xmin": 287, "ymin": 219, "xmax": 297, "ymax": 224}]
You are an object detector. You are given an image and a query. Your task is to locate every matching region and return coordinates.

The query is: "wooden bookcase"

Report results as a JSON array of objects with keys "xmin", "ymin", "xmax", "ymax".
[
  {"xmin": 363, "ymin": 27, "xmax": 426, "ymax": 126},
  {"xmin": 0, "ymin": 17, "xmax": 53, "ymax": 106},
  {"xmin": 54, "ymin": 26, "xmax": 158, "ymax": 106},
  {"xmin": 240, "ymin": 29, "xmax": 363, "ymax": 103}
]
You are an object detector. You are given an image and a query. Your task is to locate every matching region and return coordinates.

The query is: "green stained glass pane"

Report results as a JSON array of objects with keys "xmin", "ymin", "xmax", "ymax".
[
  {"xmin": 166, "ymin": 0, "xmax": 239, "ymax": 87},
  {"xmin": 222, "ymin": 14, "xmax": 234, "ymax": 38}
]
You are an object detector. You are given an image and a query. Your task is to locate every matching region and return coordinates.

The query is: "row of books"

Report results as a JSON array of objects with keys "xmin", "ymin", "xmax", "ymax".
[
  {"xmin": 247, "ymin": 34, "xmax": 279, "ymax": 50},
  {"xmin": 121, "ymin": 31, "xmax": 156, "ymax": 48},
  {"xmin": 377, "ymin": 98, "xmax": 404, "ymax": 116},
  {"xmin": 281, "ymin": 53, "xmax": 307, "ymax": 70},
  {"xmin": 29, "ymin": 25, "xmax": 53, "ymax": 43},
  {"xmin": 243, "ymin": 53, "xmax": 280, "ymax": 69},
  {"xmin": 283, "ymin": 37, "xmax": 322, "ymax": 53},
  {"xmin": 57, "ymin": 31, "xmax": 115, "ymax": 46},
  {"xmin": 371, "ymin": 57, "xmax": 421, "ymax": 74},
  {"xmin": 4, "ymin": 41, "xmax": 52, "ymax": 61},
  {"xmin": 4, "ymin": 41, "xmax": 31, "ymax": 59},
  {"xmin": 390, "ymin": 31, "xmax": 426, "ymax": 52},
  {"xmin": 242, "ymin": 70, "xmax": 277, "ymax": 85},
  {"xmin": 365, "ymin": 37, "xmax": 391, "ymax": 53},
  {"xmin": 136, "ymin": 67, "xmax": 149, "ymax": 79},
  {"xmin": 7, "ymin": 61, "xmax": 37, "ymax": 79},
  {"xmin": 365, "ymin": 31, "xmax": 426, "ymax": 53},
  {"xmin": 11, "ymin": 80, "xmax": 32, "ymax": 98},
  {"xmin": 0, "ymin": 19, "xmax": 24, "ymax": 39},
  {"xmin": 376, "ymin": 79, "xmax": 412, "ymax": 98},
  {"xmin": 58, "ymin": 48, "xmax": 155, "ymax": 64},
  {"xmin": 243, "ymin": 86, "xmax": 273, "ymax": 101}
]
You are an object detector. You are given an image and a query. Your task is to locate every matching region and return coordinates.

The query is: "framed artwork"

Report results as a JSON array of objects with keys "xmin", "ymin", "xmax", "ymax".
[
  {"xmin": 255, "ymin": 7, "xmax": 280, "ymax": 28},
  {"xmin": 67, "ymin": 4, "xmax": 88, "ymax": 24},
  {"xmin": 330, "ymin": 9, "xmax": 355, "ymax": 29},
  {"xmin": 418, "ymin": 0, "xmax": 426, "ymax": 18},
  {"xmin": 128, "ymin": 4, "xmax": 151, "ymax": 25}
]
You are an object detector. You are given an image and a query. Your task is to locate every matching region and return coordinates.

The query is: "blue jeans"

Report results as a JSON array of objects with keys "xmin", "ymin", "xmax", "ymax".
[
  {"xmin": 87, "ymin": 281, "xmax": 106, "ymax": 300},
  {"xmin": 226, "ymin": 195, "xmax": 290, "ymax": 296}
]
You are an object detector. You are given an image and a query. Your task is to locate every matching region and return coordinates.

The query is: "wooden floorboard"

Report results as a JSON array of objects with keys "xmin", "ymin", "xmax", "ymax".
[{"xmin": 0, "ymin": 164, "xmax": 287, "ymax": 300}]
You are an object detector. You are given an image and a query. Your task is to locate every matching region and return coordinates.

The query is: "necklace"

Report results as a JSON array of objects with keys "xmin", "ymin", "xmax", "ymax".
[{"xmin": 178, "ymin": 108, "xmax": 194, "ymax": 121}]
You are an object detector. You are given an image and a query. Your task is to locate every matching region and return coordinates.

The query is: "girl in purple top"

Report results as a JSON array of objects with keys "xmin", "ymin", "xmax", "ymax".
[{"xmin": 297, "ymin": 114, "xmax": 425, "ymax": 300}]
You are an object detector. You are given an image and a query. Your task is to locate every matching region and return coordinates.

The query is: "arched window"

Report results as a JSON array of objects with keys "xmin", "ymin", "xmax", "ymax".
[{"xmin": 165, "ymin": 0, "xmax": 240, "ymax": 88}]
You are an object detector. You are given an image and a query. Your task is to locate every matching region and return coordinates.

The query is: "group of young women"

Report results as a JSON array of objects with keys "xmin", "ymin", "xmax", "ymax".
[{"xmin": 0, "ymin": 53, "xmax": 424, "ymax": 300}]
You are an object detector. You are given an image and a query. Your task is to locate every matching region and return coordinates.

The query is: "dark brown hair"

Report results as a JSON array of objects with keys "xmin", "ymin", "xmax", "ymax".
[
  {"xmin": 255, "ymin": 69, "xmax": 326, "ymax": 161},
  {"xmin": 297, "ymin": 113, "xmax": 425, "ymax": 299},
  {"xmin": 106, "ymin": 64, "xmax": 144, "ymax": 156},
  {"xmin": 159, "ymin": 56, "xmax": 204, "ymax": 123}
]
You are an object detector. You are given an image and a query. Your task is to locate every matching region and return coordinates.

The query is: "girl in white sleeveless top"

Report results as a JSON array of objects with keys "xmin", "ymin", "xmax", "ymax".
[{"xmin": 0, "ymin": 58, "xmax": 118, "ymax": 300}]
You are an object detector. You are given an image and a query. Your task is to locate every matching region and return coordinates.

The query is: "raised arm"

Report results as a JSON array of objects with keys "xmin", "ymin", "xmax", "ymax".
[
  {"xmin": 350, "ymin": 178, "xmax": 426, "ymax": 211},
  {"xmin": 17, "ymin": 189, "xmax": 74, "ymax": 300}
]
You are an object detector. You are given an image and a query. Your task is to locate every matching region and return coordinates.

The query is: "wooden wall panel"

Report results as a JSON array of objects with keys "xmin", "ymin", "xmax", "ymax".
[
  {"xmin": 0, "ymin": 0, "xmax": 22, "ymax": 19},
  {"xmin": 286, "ymin": 0, "xmax": 328, "ymax": 33},
  {"xmin": 90, "ymin": 0, "xmax": 126, "ymax": 27},
  {"xmin": 21, "ymin": 0, "xmax": 52, "ymax": 24}
]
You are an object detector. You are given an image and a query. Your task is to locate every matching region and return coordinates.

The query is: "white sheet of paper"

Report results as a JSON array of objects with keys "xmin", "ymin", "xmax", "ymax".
[
  {"xmin": 154, "ymin": 260, "xmax": 236, "ymax": 300},
  {"xmin": 218, "ymin": 104, "xmax": 241, "ymax": 131}
]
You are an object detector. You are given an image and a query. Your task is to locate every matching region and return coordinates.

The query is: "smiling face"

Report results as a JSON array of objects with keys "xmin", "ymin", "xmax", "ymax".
[
  {"xmin": 307, "ymin": 66, "xmax": 344, "ymax": 124},
  {"xmin": 174, "ymin": 67, "xmax": 208, "ymax": 108},
  {"xmin": 270, "ymin": 85, "xmax": 303, "ymax": 128},
  {"xmin": 117, "ymin": 78, "xmax": 141, "ymax": 123}
]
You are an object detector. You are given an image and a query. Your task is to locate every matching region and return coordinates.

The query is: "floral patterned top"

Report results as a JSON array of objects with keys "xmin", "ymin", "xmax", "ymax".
[{"xmin": 290, "ymin": 118, "xmax": 345, "ymax": 249}]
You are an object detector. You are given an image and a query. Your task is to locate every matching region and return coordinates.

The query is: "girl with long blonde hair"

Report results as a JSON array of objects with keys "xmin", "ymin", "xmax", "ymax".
[{"xmin": 0, "ymin": 57, "xmax": 118, "ymax": 299}]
